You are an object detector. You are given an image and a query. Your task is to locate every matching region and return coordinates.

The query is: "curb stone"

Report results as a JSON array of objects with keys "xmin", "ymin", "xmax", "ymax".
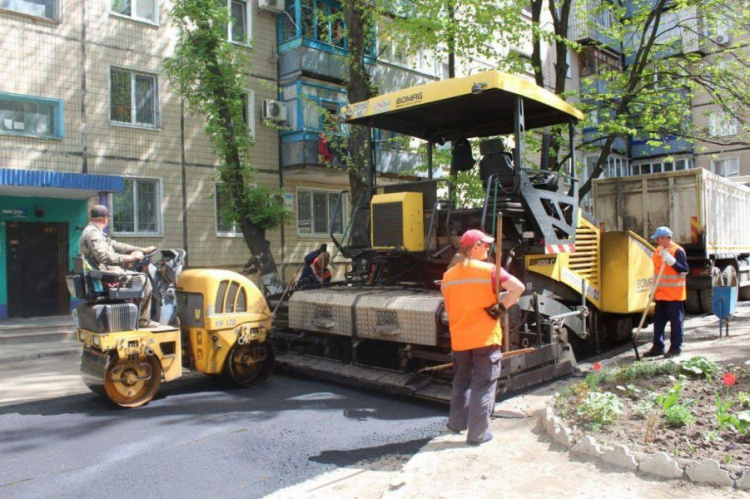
[
  {"xmin": 639, "ymin": 452, "xmax": 684, "ymax": 479},
  {"xmin": 685, "ymin": 459, "xmax": 735, "ymax": 488},
  {"xmin": 545, "ymin": 401, "xmax": 747, "ymax": 490},
  {"xmin": 736, "ymin": 470, "xmax": 750, "ymax": 491},
  {"xmin": 601, "ymin": 444, "xmax": 638, "ymax": 471}
]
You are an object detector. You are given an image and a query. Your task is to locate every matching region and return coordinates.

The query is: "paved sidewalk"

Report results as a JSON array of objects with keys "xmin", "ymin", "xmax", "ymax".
[{"xmin": 270, "ymin": 304, "xmax": 750, "ymax": 499}]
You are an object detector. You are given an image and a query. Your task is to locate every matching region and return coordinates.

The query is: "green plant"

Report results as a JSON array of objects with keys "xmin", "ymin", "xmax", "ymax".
[
  {"xmin": 738, "ymin": 391, "xmax": 750, "ymax": 408},
  {"xmin": 577, "ymin": 392, "xmax": 624, "ymax": 425},
  {"xmin": 703, "ymin": 430, "xmax": 722, "ymax": 444},
  {"xmin": 615, "ymin": 384, "xmax": 641, "ymax": 399},
  {"xmin": 665, "ymin": 405, "xmax": 695, "ymax": 428},
  {"xmin": 682, "ymin": 356, "xmax": 721, "ymax": 382},
  {"xmin": 715, "ymin": 394, "xmax": 750, "ymax": 434},
  {"xmin": 633, "ymin": 392, "xmax": 660, "ymax": 419},
  {"xmin": 656, "ymin": 379, "xmax": 684, "ymax": 411}
]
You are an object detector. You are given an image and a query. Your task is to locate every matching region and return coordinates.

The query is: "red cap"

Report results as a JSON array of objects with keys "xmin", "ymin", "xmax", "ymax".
[{"xmin": 460, "ymin": 229, "xmax": 494, "ymax": 249}]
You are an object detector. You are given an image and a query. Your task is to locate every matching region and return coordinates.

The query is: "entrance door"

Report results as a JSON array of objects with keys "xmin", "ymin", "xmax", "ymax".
[{"xmin": 6, "ymin": 222, "xmax": 69, "ymax": 318}]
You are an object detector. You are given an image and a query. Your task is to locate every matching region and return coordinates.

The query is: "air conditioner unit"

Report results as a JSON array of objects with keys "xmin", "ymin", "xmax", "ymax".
[
  {"xmin": 262, "ymin": 99, "xmax": 288, "ymax": 123},
  {"xmin": 714, "ymin": 32, "xmax": 731, "ymax": 45},
  {"xmin": 258, "ymin": 0, "xmax": 284, "ymax": 13}
]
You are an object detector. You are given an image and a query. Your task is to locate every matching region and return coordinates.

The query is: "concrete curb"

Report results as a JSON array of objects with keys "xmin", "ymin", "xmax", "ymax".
[{"xmin": 541, "ymin": 400, "xmax": 744, "ymax": 489}]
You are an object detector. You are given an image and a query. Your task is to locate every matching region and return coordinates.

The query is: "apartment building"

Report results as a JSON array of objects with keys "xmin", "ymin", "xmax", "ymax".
[
  {"xmin": 274, "ymin": 0, "xmax": 440, "ymax": 280},
  {"xmin": 0, "ymin": 0, "xmax": 281, "ymax": 319},
  {"xmin": 571, "ymin": 0, "xmax": 749, "ymax": 201}
]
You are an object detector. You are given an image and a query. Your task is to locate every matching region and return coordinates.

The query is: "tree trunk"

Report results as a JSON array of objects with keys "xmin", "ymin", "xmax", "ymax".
[
  {"xmin": 344, "ymin": 0, "xmax": 374, "ymax": 248},
  {"xmin": 202, "ymin": 25, "xmax": 282, "ymax": 293}
]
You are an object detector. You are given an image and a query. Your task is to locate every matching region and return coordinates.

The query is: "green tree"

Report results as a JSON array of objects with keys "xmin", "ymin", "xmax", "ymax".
[
  {"xmin": 164, "ymin": 0, "xmax": 289, "ymax": 291},
  {"xmin": 578, "ymin": 0, "xmax": 750, "ymax": 200}
]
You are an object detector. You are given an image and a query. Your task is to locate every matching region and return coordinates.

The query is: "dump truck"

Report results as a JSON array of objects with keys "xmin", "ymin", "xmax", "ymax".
[
  {"xmin": 593, "ymin": 168, "xmax": 750, "ymax": 314},
  {"xmin": 268, "ymin": 71, "xmax": 656, "ymax": 403}
]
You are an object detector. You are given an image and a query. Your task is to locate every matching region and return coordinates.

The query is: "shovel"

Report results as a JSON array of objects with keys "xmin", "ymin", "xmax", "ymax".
[{"xmin": 632, "ymin": 261, "xmax": 666, "ymax": 361}]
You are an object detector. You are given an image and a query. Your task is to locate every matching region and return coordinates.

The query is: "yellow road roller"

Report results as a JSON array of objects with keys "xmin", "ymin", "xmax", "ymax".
[{"xmin": 69, "ymin": 249, "xmax": 274, "ymax": 408}]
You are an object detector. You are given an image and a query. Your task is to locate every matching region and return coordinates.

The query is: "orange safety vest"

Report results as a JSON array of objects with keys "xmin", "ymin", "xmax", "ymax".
[
  {"xmin": 653, "ymin": 243, "xmax": 687, "ymax": 301},
  {"xmin": 312, "ymin": 255, "xmax": 331, "ymax": 280},
  {"xmin": 441, "ymin": 259, "xmax": 502, "ymax": 351}
]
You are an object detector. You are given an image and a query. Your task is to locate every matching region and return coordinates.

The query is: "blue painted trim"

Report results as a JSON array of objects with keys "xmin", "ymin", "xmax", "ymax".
[
  {"xmin": 0, "ymin": 168, "xmax": 124, "ymax": 193},
  {"xmin": 0, "ymin": 91, "xmax": 65, "ymax": 139},
  {"xmin": 0, "ymin": 304, "xmax": 6, "ymax": 320}
]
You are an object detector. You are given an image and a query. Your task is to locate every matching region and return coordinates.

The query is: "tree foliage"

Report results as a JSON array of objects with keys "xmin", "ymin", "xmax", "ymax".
[{"xmin": 164, "ymin": 0, "xmax": 289, "ymax": 283}]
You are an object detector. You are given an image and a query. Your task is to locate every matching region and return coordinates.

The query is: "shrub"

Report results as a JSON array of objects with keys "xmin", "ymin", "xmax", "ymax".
[
  {"xmin": 682, "ymin": 356, "xmax": 721, "ymax": 382},
  {"xmin": 577, "ymin": 391, "xmax": 624, "ymax": 425},
  {"xmin": 633, "ymin": 392, "xmax": 660, "ymax": 419},
  {"xmin": 664, "ymin": 405, "xmax": 695, "ymax": 428}
]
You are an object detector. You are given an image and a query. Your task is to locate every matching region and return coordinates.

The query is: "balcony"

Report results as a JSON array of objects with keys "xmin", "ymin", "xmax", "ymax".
[
  {"xmin": 569, "ymin": 0, "xmax": 620, "ymax": 50},
  {"xmin": 630, "ymin": 134, "xmax": 693, "ymax": 158}
]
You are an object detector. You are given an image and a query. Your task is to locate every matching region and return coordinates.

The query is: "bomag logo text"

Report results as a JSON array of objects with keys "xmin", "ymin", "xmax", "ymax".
[{"xmin": 396, "ymin": 92, "xmax": 423, "ymax": 107}]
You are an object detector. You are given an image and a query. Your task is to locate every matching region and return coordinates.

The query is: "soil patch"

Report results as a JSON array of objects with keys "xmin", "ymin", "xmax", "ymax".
[{"xmin": 554, "ymin": 358, "xmax": 750, "ymax": 468}]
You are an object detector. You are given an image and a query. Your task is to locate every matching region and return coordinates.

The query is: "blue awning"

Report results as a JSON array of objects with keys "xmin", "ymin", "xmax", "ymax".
[{"xmin": 0, "ymin": 168, "xmax": 124, "ymax": 199}]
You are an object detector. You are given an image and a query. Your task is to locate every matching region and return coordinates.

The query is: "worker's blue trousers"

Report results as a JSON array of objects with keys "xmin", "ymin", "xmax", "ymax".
[{"xmin": 653, "ymin": 301, "xmax": 685, "ymax": 352}]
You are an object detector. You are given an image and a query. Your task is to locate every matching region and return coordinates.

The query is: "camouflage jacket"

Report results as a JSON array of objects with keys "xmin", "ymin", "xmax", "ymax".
[{"xmin": 79, "ymin": 222, "xmax": 142, "ymax": 273}]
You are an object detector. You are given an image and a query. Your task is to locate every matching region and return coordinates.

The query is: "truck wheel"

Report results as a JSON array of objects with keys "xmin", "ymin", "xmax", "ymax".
[
  {"xmin": 103, "ymin": 355, "xmax": 162, "ymax": 408},
  {"xmin": 225, "ymin": 341, "xmax": 276, "ymax": 388},
  {"xmin": 685, "ymin": 290, "xmax": 702, "ymax": 314}
]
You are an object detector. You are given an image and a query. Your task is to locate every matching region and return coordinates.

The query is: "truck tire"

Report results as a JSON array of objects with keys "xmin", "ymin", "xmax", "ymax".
[{"xmin": 686, "ymin": 290, "xmax": 702, "ymax": 314}]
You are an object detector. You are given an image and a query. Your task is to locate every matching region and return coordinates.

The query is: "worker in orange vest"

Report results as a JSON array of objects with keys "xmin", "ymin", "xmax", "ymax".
[
  {"xmin": 312, "ymin": 250, "xmax": 332, "ymax": 283},
  {"xmin": 643, "ymin": 226, "xmax": 689, "ymax": 358},
  {"xmin": 441, "ymin": 229, "xmax": 525, "ymax": 445}
]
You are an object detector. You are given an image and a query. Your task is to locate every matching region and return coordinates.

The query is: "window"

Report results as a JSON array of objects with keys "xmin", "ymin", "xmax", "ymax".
[
  {"xmin": 0, "ymin": 93, "xmax": 63, "ymax": 139},
  {"xmin": 297, "ymin": 189, "xmax": 346, "ymax": 235},
  {"xmin": 0, "ymin": 0, "xmax": 57, "ymax": 20},
  {"xmin": 110, "ymin": 68, "xmax": 158, "ymax": 128},
  {"xmin": 111, "ymin": 0, "xmax": 158, "ymax": 24},
  {"xmin": 215, "ymin": 184, "xmax": 242, "ymax": 236},
  {"xmin": 300, "ymin": 0, "xmax": 346, "ymax": 48},
  {"xmin": 585, "ymin": 155, "xmax": 630, "ymax": 179},
  {"xmin": 566, "ymin": 50, "xmax": 572, "ymax": 79},
  {"xmin": 709, "ymin": 112, "xmax": 738, "ymax": 137},
  {"xmin": 632, "ymin": 158, "xmax": 694, "ymax": 175},
  {"xmin": 229, "ymin": 0, "xmax": 251, "ymax": 44},
  {"xmin": 579, "ymin": 47, "xmax": 621, "ymax": 77},
  {"xmin": 242, "ymin": 90, "xmax": 256, "ymax": 139},
  {"xmin": 112, "ymin": 178, "xmax": 161, "ymax": 234},
  {"xmin": 712, "ymin": 158, "xmax": 740, "ymax": 177}
]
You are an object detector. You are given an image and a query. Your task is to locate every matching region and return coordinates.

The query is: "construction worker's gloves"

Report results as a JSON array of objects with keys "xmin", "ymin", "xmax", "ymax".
[
  {"xmin": 484, "ymin": 302, "xmax": 507, "ymax": 320},
  {"xmin": 661, "ymin": 248, "xmax": 677, "ymax": 266}
]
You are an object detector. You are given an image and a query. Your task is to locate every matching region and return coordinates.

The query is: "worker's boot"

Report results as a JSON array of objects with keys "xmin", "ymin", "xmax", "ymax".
[{"xmin": 642, "ymin": 347, "xmax": 665, "ymax": 358}]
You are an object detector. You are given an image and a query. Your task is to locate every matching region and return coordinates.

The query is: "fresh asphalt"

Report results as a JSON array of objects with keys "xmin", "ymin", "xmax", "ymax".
[{"xmin": 0, "ymin": 365, "xmax": 446, "ymax": 498}]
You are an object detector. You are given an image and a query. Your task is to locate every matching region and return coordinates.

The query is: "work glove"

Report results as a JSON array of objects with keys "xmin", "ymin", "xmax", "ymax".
[
  {"xmin": 484, "ymin": 303, "xmax": 507, "ymax": 320},
  {"xmin": 661, "ymin": 248, "xmax": 676, "ymax": 266}
]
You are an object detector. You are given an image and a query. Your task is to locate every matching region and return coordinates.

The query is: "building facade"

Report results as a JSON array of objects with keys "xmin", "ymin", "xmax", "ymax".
[{"xmin": 0, "ymin": 0, "xmax": 281, "ymax": 319}]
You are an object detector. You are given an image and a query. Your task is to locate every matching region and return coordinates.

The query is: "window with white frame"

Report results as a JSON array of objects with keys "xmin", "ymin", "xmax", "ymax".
[
  {"xmin": 111, "ymin": 0, "xmax": 158, "ymax": 24},
  {"xmin": 585, "ymin": 154, "xmax": 630, "ymax": 179},
  {"xmin": 228, "ymin": 0, "xmax": 251, "ymax": 44},
  {"xmin": 632, "ymin": 158, "xmax": 694, "ymax": 175},
  {"xmin": 297, "ymin": 189, "xmax": 346, "ymax": 235},
  {"xmin": 712, "ymin": 158, "xmax": 740, "ymax": 177},
  {"xmin": 112, "ymin": 178, "xmax": 161, "ymax": 234},
  {"xmin": 215, "ymin": 184, "xmax": 242, "ymax": 236},
  {"xmin": 110, "ymin": 68, "xmax": 159, "ymax": 128},
  {"xmin": 241, "ymin": 90, "xmax": 256, "ymax": 138},
  {"xmin": 0, "ymin": 0, "xmax": 58, "ymax": 20},
  {"xmin": 0, "ymin": 94, "xmax": 63, "ymax": 139},
  {"xmin": 709, "ymin": 112, "xmax": 738, "ymax": 137}
]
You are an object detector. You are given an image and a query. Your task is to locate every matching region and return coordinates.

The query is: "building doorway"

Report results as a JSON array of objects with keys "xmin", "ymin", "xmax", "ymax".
[{"xmin": 6, "ymin": 221, "xmax": 69, "ymax": 318}]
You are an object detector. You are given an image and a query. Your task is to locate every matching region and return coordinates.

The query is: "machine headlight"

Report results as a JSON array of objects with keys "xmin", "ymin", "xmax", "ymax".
[
  {"xmin": 93, "ymin": 335, "xmax": 101, "ymax": 346},
  {"xmin": 441, "ymin": 310, "xmax": 449, "ymax": 325}
]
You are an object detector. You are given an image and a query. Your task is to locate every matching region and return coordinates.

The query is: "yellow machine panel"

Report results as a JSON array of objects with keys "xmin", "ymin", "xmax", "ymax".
[
  {"xmin": 526, "ymin": 212, "xmax": 603, "ymax": 308},
  {"xmin": 600, "ymin": 231, "xmax": 656, "ymax": 314},
  {"xmin": 370, "ymin": 192, "xmax": 425, "ymax": 252},
  {"xmin": 177, "ymin": 269, "xmax": 272, "ymax": 375}
]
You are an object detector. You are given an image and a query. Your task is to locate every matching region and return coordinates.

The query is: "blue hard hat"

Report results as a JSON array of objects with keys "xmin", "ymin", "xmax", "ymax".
[{"xmin": 650, "ymin": 226, "xmax": 673, "ymax": 240}]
